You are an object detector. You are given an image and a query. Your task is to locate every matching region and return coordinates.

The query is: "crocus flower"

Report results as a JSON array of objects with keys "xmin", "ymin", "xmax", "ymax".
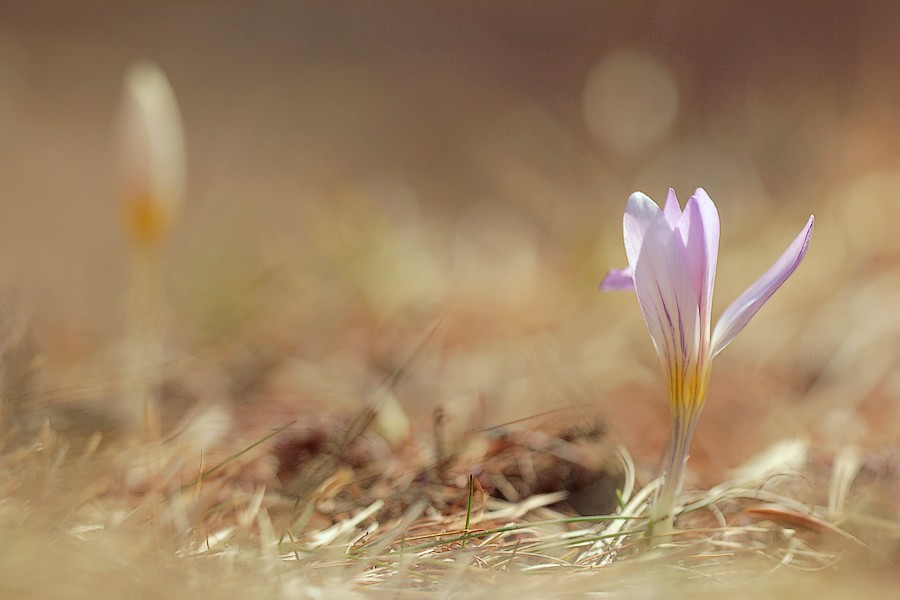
[
  {"xmin": 601, "ymin": 188, "xmax": 814, "ymax": 536},
  {"xmin": 116, "ymin": 62, "xmax": 186, "ymax": 436},
  {"xmin": 118, "ymin": 61, "xmax": 186, "ymax": 248}
]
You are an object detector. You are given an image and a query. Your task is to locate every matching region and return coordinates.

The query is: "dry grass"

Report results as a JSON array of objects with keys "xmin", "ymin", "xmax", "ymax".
[{"xmin": 1, "ymin": 404, "xmax": 897, "ymax": 598}]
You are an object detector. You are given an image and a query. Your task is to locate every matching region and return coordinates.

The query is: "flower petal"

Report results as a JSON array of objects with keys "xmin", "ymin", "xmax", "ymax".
[
  {"xmin": 119, "ymin": 62, "xmax": 186, "ymax": 212},
  {"xmin": 710, "ymin": 215, "xmax": 815, "ymax": 357},
  {"xmin": 676, "ymin": 189, "xmax": 720, "ymax": 350},
  {"xmin": 632, "ymin": 206, "xmax": 701, "ymax": 398},
  {"xmin": 600, "ymin": 266, "xmax": 634, "ymax": 291},
  {"xmin": 623, "ymin": 192, "xmax": 666, "ymax": 271},
  {"xmin": 663, "ymin": 188, "xmax": 682, "ymax": 228}
]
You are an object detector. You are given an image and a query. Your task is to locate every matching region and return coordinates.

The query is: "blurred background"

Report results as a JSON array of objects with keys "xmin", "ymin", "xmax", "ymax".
[{"xmin": 0, "ymin": 2, "xmax": 898, "ymax": 489}]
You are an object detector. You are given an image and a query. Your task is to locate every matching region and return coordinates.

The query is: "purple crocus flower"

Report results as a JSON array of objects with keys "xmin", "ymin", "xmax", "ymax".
[{"xmin": 601, "ymin": 188, "xmax": 814, "ymax": 536}]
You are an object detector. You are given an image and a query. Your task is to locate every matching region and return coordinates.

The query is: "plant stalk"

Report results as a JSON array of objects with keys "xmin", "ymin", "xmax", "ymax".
[{"xmin": 648, "ymin": 406, "xmax": 701, "ymax": 539}]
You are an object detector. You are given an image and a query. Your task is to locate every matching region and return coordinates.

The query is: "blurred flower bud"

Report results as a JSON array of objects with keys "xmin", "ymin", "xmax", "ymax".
[{"xmin": 117, "ymin": 62, "xmax": 186, "ymax": 247}]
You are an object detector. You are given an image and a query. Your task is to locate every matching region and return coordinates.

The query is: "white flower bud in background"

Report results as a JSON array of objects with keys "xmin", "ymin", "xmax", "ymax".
[
  {"xmin": 118, "ymin": 61, "xmax": 186, "ymax": 247},
  {"xmin": 117, "ymin": 61, "xmax": 186, "ymax": 436}
]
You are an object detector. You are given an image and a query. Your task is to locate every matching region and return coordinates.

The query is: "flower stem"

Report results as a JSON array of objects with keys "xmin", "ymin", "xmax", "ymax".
[
  {"xmin": 648, "ymin": 407, "xmax": 700, "ymax": 540},
  {"xmin": 123, "ymin": 243, "xmax": 165, "ymax": 439}
]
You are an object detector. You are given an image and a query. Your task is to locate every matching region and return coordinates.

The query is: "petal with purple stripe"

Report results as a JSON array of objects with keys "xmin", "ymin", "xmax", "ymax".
[
  {"xmin": 710, "ymin": 215, "xmax": 815, "ymax": 357},
  {"xmin": 632, "ymin": 207, "xmax": 701, "ymax": 399}
]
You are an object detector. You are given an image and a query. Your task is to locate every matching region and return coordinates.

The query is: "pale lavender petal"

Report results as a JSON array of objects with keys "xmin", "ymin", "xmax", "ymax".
[
  {"xmin": 600, "ymin": 266, "xmax": 634, "ymax": 291},
  {"xmin": 710, "ymin": 215, "xmax": 815, "ymax": 357},
  {"xmin": 632, "ymin": 207, "xmax": 701, "ymax": 386},
  {"xmin": 663, "ymin": 188, "xmax": 682, "ymax": 228},
  {"xmin": 623, "ymin": 192, "xmax": 665, "ymax": 270},
  {"xmin": 676, "ymin": 189, "xmax": 720, "ymax": 349}
]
